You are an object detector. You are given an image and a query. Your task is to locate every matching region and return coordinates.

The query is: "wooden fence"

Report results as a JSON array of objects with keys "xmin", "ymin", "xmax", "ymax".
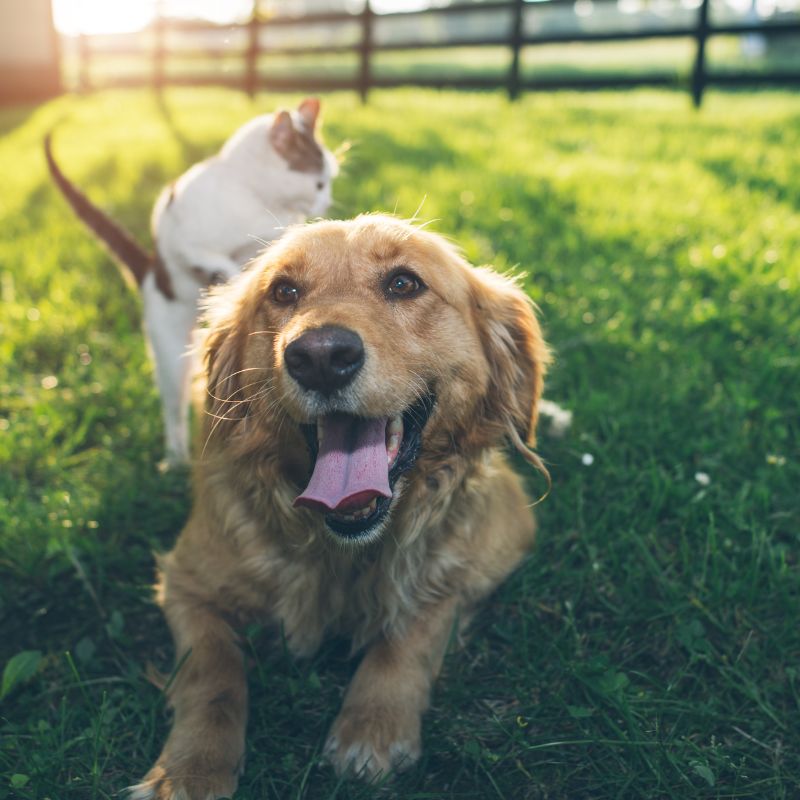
[{"xmin": 73, "ymin": 0, "xmax": 800, "ymax": 107}]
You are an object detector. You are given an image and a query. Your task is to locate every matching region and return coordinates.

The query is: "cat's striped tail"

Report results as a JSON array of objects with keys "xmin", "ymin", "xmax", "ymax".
[{"xmin": 44, "ymin": 132, "xmax": 152, "ymax": 287}]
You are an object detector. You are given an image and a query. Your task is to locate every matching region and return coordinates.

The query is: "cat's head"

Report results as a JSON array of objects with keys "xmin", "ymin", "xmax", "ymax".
[{"xmin": 269, "ymin": 98, "xmax": 338, "ymax": 218}]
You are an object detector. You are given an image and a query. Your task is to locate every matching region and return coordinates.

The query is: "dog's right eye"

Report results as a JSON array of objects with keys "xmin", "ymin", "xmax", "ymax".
[
  {"xmin": 272, "ymin": 281, "xmax": 300, "ymax": 305},
  {"xmin": 385, "ymin": 270, "xmax": 424, "ymax": 299}
]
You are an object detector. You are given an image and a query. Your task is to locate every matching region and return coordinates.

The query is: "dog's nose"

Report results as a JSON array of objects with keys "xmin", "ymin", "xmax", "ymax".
[{"xmin": 284, "ymin": 326, "xmax": 365, "ymax": 395}]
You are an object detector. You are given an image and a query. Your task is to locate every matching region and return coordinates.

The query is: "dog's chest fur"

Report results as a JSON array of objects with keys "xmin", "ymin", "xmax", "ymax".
[{"xmin": 191, "ymin": 452, "xmax": 506, "ymax": 657}]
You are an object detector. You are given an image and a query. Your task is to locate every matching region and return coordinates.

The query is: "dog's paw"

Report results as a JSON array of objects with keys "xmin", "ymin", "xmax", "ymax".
[
  {"xmin": 125, "ymin": 757, "xmax": 239, "ymax": 800},
  {"xmin": 324, "ymin": 704, "xmax": 421, "ymax": 780}
]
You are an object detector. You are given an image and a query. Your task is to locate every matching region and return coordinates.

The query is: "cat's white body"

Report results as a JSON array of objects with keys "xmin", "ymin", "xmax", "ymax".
[
  {"xmin": 141, "ymin": 101, "xmax": 337, "ymax": 464},
  {"xmin": 153, "ymin": 113, "xmax": 334, "ymax": 299}
]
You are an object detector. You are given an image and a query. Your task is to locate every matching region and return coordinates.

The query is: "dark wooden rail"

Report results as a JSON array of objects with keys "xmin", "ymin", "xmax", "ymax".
[{"xmin": 73, "ymin": 0, "xmax": 800, "ymax": 108}]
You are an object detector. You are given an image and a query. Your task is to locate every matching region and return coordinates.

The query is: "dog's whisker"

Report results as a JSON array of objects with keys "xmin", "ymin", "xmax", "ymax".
[
  {"xmin": 202, "ymin": 384, "xmax": 263, "ymax": 454},
  {"xmin": 211, "ymin": 367, "xmax": 271, "ymax": 394},
  {"xmin": 204, "ymin": 385, "xmax": 281, "ymax": 441},
  {"xmin": 409, "ymin": 194, "xmax": 428, "ymax": 223},
  {"xmin": 248, "ymin": 234, "xmax": 274, "ymax": 248},
  {"xmin": 212, "ymin": 375, "xmax": 274, "ymax": 394},
  {"xmin": 207, "ymin": 377, "xmax": 275, "ymax": 404},
  {"xmin": 205, "ymin": 408, "xmax": 248, "ymax": 422},
  {"xmin": 413, "ymin": 217, "xmax": 440, "ymax": 232}
]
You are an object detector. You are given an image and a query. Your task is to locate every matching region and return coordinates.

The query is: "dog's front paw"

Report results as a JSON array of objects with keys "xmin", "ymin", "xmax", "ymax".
[
  {"xmin": 324, "ymin": 703, "xmax": 421, "ymax": 780},
  {"xmin": 126, "ymin": 755, "xmax": 240, "ymax": 800}
]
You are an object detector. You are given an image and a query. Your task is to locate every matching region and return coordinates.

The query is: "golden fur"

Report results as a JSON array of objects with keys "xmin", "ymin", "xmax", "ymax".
[{"xmin": 131, "ymin": 215, "xmax": 550, "ymax": 799}]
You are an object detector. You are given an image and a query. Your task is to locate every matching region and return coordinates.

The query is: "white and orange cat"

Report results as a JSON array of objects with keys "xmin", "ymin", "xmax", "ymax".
[{"xmin": 46, "ymin": 98, "xmax": 338, "ymax": 465}]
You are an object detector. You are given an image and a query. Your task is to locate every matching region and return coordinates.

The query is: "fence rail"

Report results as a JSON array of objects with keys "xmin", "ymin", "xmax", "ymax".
[{"xmin": 72, "ymin": 0, "xmax": 800, "ymax": 107}]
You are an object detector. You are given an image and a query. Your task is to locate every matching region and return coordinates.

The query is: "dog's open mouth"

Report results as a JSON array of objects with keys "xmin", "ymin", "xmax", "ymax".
[{"xmin": 294, "ymin": 395, "xmax": 435, "ymax": 540}]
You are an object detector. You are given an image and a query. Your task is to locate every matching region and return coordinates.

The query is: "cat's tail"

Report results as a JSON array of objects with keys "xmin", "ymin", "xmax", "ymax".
[{"xmin": 44, "ymin": 131, "xmax": 152, "ymax": 288}]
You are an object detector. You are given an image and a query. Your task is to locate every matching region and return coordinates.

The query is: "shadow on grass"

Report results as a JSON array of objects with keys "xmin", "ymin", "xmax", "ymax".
[
  {"xmin": 0, "ymin": 105, "xmax": 37, "ymax": 138},
  {"xmin": 340, "ymin": 124, "xmax": 476, "ymax": 178},
  {"xmin": 703, "ymin": 153, "xmax": 800, "ymax": 209},
  {"xmin": 154, "ymin": 93, "xmax": 210, "ymax": 166}
]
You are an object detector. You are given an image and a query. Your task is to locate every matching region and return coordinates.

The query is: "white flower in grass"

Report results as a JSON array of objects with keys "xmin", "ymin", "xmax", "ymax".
[
  {"xmin": 581, "ymin": 453, "xmax": 594, "ymax": 466},
  {"xmin": 694, "ymin": 471, "xmax": 711, "ymax": 486},
  {"xmin": 766, "ymin": 454, "xmax": 786, "ymax": 467}
]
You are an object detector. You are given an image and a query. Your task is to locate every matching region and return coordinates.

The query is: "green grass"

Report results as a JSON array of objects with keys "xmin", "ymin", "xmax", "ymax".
[{"xmin": 1, "ymin": 87, "xmax": 799, "ymax": 799}]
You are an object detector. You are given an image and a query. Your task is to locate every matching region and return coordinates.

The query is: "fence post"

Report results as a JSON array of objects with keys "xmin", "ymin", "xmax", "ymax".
[
  {"xmin": 691, "ymin": 0, "xmax": 710, "ymax": 108},
  {"xmin": 153, "ymin": 0, "xmax": 165, "ymax": 93},
  {"xmin": 78, "ymin": 32, "xmax": 90, "ymax": 93},
  {"xmin": 359, "ymin": 0, "xmax": 373, "ymax": 103},
  {"xmin": 508, "ymin": 0, "xmax": 525, "ymax": 100},
  {"xmin": 246, "ymin": 0, "xmax": 260, "ymax": 97}
]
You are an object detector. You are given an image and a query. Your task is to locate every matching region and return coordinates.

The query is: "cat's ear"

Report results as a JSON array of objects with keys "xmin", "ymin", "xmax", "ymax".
[
  {"xmin": 270, "ymin": 110, "xmax": 295, "ymax": 152},
  {"xmin": 297, "ymin": 98, "xmax": 320, "ymax": 131}
]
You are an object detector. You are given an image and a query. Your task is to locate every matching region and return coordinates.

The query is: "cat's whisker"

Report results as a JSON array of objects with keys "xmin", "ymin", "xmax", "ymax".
[{"xmin": 333, "ymin": 140, "xmax": 352, "ymax": 163}]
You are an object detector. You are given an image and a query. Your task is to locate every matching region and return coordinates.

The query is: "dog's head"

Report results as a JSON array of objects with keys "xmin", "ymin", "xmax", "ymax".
[{"xmin": 204, "ymin": 215, "xmax": 549, "ymax": 544}]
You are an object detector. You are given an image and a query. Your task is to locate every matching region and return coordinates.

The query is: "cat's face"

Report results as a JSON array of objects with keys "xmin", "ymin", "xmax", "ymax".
[
  {"xmin": 307, "ymin": 151, "xmax": 337, "ymax": 218},
  {"xmin": 270, "ymin": 99, "xmax": 338, "ymax": 219}
]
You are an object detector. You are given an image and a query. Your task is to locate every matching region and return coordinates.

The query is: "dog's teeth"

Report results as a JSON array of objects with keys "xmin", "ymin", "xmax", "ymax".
[
  {"xmin": 317, "ymin": 417, "xmax": 324, "ymax": 444},
  {"xmin": 387, "ymin": 415, "xmax": 404, "ymax": 466},
  {"xmin": 335, "ymin": 497, "xmax": 378, "ymax": 523}
]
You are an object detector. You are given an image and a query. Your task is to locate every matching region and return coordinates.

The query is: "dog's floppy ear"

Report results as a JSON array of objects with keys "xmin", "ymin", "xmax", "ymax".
[
  {"xmin": 470, "ymin": 267, "xmax": 551, "ymax": 479},
  {"xmin": 202, "ymin": 275, "xmax": 258, "ymax": 445}
]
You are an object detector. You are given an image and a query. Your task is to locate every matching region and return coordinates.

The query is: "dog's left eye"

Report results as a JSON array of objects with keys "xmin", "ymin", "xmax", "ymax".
[
  {"xmin": 272, "ymin": 281, "xmax": 300, "ymax": 304},
  {"xmin": 386, "ymin": 271, "xmax": 424, "ymax": 298}
]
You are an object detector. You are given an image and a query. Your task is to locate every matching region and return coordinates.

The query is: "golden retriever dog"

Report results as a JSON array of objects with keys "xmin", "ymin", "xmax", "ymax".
[{"xmin": 131, "ymin": 214, "xmax": 550, "ymax": 799}]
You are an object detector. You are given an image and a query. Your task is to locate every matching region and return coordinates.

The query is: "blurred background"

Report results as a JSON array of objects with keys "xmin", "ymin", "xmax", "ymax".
[{"xmin": 2, "ymin": 0, "xmax": 799, "ymax": 107}]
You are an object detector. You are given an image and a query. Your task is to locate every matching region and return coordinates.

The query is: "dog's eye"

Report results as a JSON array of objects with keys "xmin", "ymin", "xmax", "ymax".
[
  {"xmin": 386, "ymin": 271, "xmax": 423, "ymax": 299},
  {"xmin": 272, "ymin": 281, "xmax": 300, "ymax": 305}
]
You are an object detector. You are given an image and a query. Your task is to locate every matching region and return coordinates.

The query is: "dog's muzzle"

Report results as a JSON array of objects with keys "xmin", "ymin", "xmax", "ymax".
[{"xmin": 284, "ymin": 325, "xmax": 364, "ymax": 396}]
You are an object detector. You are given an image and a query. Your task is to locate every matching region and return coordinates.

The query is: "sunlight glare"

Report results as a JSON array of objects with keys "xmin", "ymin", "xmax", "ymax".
[
  {"xmin": 52, "ymin": 0, "xmax": 253, "ymax": 36},
  {"xmin": 53, "ymin": 0, "xmax": 156, "ymax": 36}
]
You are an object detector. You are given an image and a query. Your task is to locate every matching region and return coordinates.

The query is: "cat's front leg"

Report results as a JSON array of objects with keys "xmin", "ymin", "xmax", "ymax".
[
  {"xmin": 142, "ymin": 278, "xmax": 197, "ymax": 467},
  {"xmin": 324, "ymin": 596, "xmax": 458, "ymax": 780},
  {"xmin": 180, "ymin": 249, "xmax": 241, "ymax": 289}
]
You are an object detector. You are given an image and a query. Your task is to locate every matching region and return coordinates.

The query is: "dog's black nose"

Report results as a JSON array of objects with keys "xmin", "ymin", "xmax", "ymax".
[{"xmin": 284, "ymin": 326, "xmax": 365, "ymax": 395}]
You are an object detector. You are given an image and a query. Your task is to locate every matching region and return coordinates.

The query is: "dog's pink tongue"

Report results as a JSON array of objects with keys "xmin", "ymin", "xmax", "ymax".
[{"xmin": 294, "ymin": 414, "xmax": 390, "ymax": 514}]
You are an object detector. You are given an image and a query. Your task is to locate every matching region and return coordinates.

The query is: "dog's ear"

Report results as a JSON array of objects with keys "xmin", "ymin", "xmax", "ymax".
[
  {"xmin": 202, "ymin": 277, "xmax": 257, "ymax": 445},
  {"xmin": 206, "ymin": 319, "xmax": 245, "ymax": 422},
  {"xmin": 470, "ymin": 267, "xmax": 551, "ymax": 474}
]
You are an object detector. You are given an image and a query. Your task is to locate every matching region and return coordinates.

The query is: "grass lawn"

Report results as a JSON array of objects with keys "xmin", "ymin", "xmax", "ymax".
[{"xmin": 1, "ymin": 87, "xmax": 799, "ymax": 799}]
